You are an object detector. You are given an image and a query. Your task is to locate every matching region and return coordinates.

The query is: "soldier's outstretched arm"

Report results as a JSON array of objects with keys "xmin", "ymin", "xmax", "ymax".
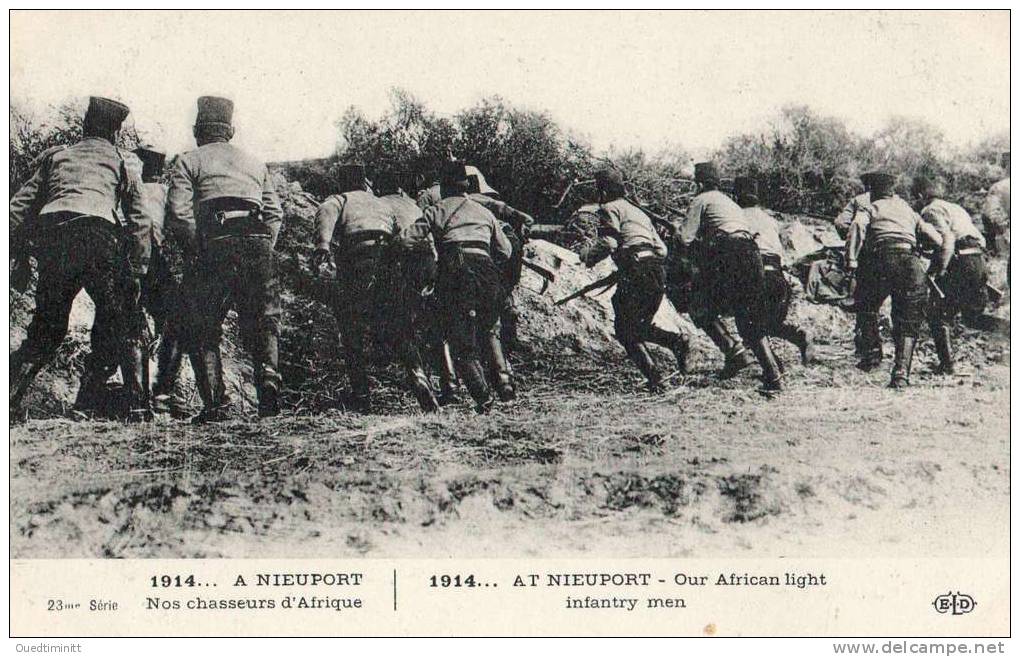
[
  {"xmin": 490, "ymin": 215, "xmax": 513, "ymax": 263},
  {"xmin": 920, "ymin": 207, "xmax": 953, "ymax": 276},
  {"xmin": 678, "ymin": 196, "xmax": 704, "ymax": 246},
  {"xmin": 261, "ymin": 169, "xmax": 284, "ymax": 248},
  {"xmin": 166, "ymin": 156, "xmax": 198, "ymax": 249}
]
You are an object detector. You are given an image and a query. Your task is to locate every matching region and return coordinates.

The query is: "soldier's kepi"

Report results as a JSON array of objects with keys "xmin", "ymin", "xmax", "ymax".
[
  {"xmin": 681, "ymin": 162, "xmax": 784, "ymax": 391},
  {"xmin": 9, "ymin": 96, "xmax": 153, "ymax": 421},
  {"xmin": 400, "ymin": 160, "xmax": 514, "ymax": 412},
  {"xmin": 580, "ymin": 167, "xmax": 690, "ymax": 392},
  {"xmin": 311, "ymin": 164, "xmax": 439, "ymax": 413},
  {"xmin": 166, "ymin": 95, "xmax": 284, "ymax": 422}
]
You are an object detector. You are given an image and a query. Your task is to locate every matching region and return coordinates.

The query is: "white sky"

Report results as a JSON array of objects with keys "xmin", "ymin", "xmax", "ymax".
[{"xmin": 9, "ymin": 10, "xmax": 1011, "ymax": 162}]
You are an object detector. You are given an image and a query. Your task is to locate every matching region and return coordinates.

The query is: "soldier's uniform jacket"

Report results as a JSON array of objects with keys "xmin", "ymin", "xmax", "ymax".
[
  {"xmin": 380, "ymin": 192, "xmax": 422, "ymax": 232},
  {"xmin": 920, "ymin": 199, "xmax": 986, "ymax": 251},
  {"xmin": 585, "ymin": 198, "xmax": 667, "ymax": 266},
  {"xmin": 983, "ymin": 177, "xmax": 1010, "ymax": 238},
  {"xmin": 140, "ymin": 182, "xmax": 168, "ymax": 247},
  {"xmin": 680, "ymin": 190, "xmax": 752, "ymax": 247},
  {"xmin": 166, "ymin": 142, "xmax": 283, "ymax": 247},
  {"xmin": 9, "ymin": 137, "xmax": 150, "ymax": 275},
  {"xmin": 834, "ymin": 192, "xmax": 871, "ymax": 238},
  {"xmin": 469, "ymin": 193, "xmax": 534, "ymax": 233},
  {"xmin": 845, "ymin": 195, "xmax": 942, "ymax": 268},
  {"xmin": 743, "ymin": 206, "xmax": 785, "ymax": 264},
  {"xmin": 315, "ymin": 190, "xmax": 397, "ymax": 251},
  {"xmin": 416, "ymin": 183, "xmax": 442, "ymax": 210},
  {"xmin": 403, "ymin": 194, "xmax": 512, "ymax": 260}
]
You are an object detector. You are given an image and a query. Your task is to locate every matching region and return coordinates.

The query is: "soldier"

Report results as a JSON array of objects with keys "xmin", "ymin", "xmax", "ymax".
[
  {"xmin": 845, "ymin": 172, "xmax": 943, "ymax": 388},
  {"xmin": 982, "ymin": 152, "xmax": 1010, "ymax": 279},
  {"xmin": 9, "ymin": 96, "xmax": 152, "ymax": 420},
  {"xmin": 580, "ymin": 168, "xmax": 690, "ymax": 392},
  {"xmin": 680, "ymin": 162, "xmax": 784, "ymax": 391},
  {"xmin": 132, "ymin": 146, "xmax": 189, "ymax": 415},
  {"xmin": 735, "ymin": 177, "xmax": 814, "ymax": 365},
  {"xmin": 466, "ymin": 167, "xmax": 534, "ymax": 400},
  {"xmin": 400, "ymin": 161, "xmax": 513, "ymax": 412},
  {"xmin": 313, "ymin": 165, "xmax": 439, "ymax": 413},
  {"xmin": 166, "ymin": 96, "xmax": 284, "ymax": 422},
  {"xmin": 916, "ymin": 177, "xmax": 992, "ymax": 374}
]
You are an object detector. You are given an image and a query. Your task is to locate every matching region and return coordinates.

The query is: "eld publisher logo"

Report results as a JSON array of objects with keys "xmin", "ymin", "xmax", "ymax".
[{"xmin": 932, "ymin": 592, "xmax": 976, "ymax": 615}]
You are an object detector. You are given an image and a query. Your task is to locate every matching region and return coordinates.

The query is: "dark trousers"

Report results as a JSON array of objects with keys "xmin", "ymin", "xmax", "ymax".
[
  {"xmin": 612, "ymin": 256, "xmax": 668, "ymax": 347},
  {"xmin": 854, "ymin": 247, "xmax": 928, "ymax": 340},
  {"xmin": 691, "ymin": 234, "xmax": 769, "ymax": 342},
  {"xmin": 761, "ymin": 257, "xmax": 805, "ymax": 345},
  {"xmin": 180, "ymin": 235, "xmax": 281, "ymax": 407},
  {"xmin": 436, "ymin": 250, "xmax": 504, "ymax": 362},
  {"xmin": 144, "ymin": 243, "xmax": 186, "ymax": 396},
  {"xmin": 11, "ymin": 217, "xmax": 144, "ymax": 408},
  {"xmin": 929, "ymin": 253, "xmax": 989, "ymax": 329}
]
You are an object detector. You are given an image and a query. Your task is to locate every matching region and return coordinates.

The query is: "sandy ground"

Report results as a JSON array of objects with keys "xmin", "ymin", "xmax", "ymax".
[{"xmin": 10, "ymin": 335, "xmax": 1009, "ymax": 559}]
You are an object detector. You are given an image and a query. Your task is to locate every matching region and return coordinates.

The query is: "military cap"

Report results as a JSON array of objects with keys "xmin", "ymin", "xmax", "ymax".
[
  {"xmin": 440, "ymin": 160, "xmax": 469, "ymax": 186},
  {"xmin": 733, "ymin": 176, "xmax": 759, "ymax": 198},
  {"xmin": 913, "ymin": 176, "xmax": 943, "ymax": 199},
  {"xmin": 866, "ymin": 171, "xmax": 896, "ymax": 191},
  {"xmin": 336, "ymin": 163, "xmax": 367, "ymax": 194},
  {"xmin": 465, "ymin": 165, "xmax": 499, "ymax": 197},
  {"xmin": 195, "ymin": 96, "xmax": 234, "ymax": 126},
  {"xmin": 84, "ymin": 96, "xmax": 130, "ymax": 130},
  {"xmin": 694, "ymin": 162, "xmax": 720, "ymax": 184},
  {"xmin": 134, "ymin": 147, "xmax": 166, "ymax": 181}
]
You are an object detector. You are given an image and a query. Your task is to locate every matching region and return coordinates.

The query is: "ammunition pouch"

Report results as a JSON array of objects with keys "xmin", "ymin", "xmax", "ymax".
[{"xmin": 198, "ymin": 199, "xmax": 267, "ymax": 241}]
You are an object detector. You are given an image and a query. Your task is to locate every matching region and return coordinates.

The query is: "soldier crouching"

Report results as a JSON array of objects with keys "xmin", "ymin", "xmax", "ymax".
[
  {"xmin": 9, "ymin": 96, "xmax": 152, "ymax": 421},
  {"xmin": 581, "ymin": 168, "xmax": 690, "ymax": 392},
  {"xmin": 845, "ymin": 172, "xmax": 942, "ymax": 388},
  {"xmin": 400, "ymin": 161, "xmax": 513, "ymax": 412}
]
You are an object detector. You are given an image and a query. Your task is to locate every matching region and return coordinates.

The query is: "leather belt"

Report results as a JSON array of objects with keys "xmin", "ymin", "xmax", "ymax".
[
  {"xmin": 441, "ymin": 240, "xmax": 489, "ymax": 255},
  {"xmin": 871, "ymin": 240, "xmax": 915, "ymax": 252},
  {"xmin": 957, "ymin": 247, "xmax": 984, "ymax": 256}
]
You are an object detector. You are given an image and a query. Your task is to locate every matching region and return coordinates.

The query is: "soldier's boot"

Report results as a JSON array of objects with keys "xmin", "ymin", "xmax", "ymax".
[
  {"xmin": 856, "ymin": 313, "xmax": 883, "ymax": 370},
  {"xmin": 486, "ymin": 332, "xmax": 516, "ymax": 402},
  {"xmin": 499, "ymin": 305, "xmax": 519, "ymax": 352},
  {"xmin": 74, "ymin": 353, "xmax": 118, "ymax": 415},
  {"xmin": 777, "ymin": 324, "xmax": 815, "ymax": 365},
  {"xmin": 407, "ymin": 366, "xmax": 440, "ymax": 413},
  {"xmin": 10, "ymin": 349, "xmax": 48, "ymax": 421},
  {"xmin": 190, "ymin": 348, "xmax": 231, "ymax": 424},
  {"xmin": 625, "ymin": 342, "xmax": 665, "ymax": 393},
  {"xmin": 256, "ymin": 365, "xmax": 282, "ymax": 419},
  {"xmin": 701, "ymin": 320, "xmax": 754, "ymax": 379},
  {"xmin": 151, "ymin": 337, "xmax": 185, "ymax": 414},
  {"xmin": 437, "ymin": 343, "xmax": 461, "ymax": 406},
  {"xmin": 648, "ymin": 326, "xmax": 690, "ymax": 375},
  {"xmin": 458, "ymin": 359, "xmax": 494, "ymax": 414},
  {"xmin": 889, "ymin": 336, "xmax": 917, "ymax": 389},
  {"xmin": 750, "ymin": 338, "xmax": 784, "ymax": 392},
  {"xmin": 120, "ymin": 342, "xmax": 153, "ymax": 423},
  {"xmin": 932, "ymin": 325, "xmax": 954, "ymax": 375}
]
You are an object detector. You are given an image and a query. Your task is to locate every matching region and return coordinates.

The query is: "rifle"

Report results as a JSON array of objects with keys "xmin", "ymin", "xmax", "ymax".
[
  {"xmin": 521, "ymin": 258, "xmax": 556, "ymax": 294},
  {"xmin": 554, "ymin": 270, "xmax": 619, "ymax": 306},
  {"xmin": 985, "ymin": 283, "xmax": 1004, "ymax": 304},
  {"xmin": 927, "ymin": 275, "xmax": 946, "ymax": 301}
]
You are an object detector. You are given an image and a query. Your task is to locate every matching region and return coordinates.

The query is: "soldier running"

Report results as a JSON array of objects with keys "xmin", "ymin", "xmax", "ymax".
[
  {"xmin": 580, "ymin": 168, "xmax": 690, "ymax": 392},
  {"xmin": 680, "ymin": 162, "xmax": 784, "ymax": 391},
  {"xmin": 915, "ymin": 177, "xmax": 993, "ymax": 374},
  {"xmin": 400, "ymin": 161, "xmax": 513, "ymax": 412},
  {"xmin": 133, "ymin": 146, "xmax": 187, "ymax": 415},
  {"xmin": 313, "ymin": 165, "xmax": 439, "ymax": 413},
  {"xmin": 735, "ymin": 176, "xmax": 814, "ymax": 365},
  {"xmin": 845, "ymin": 171, "xmax": 943, "ymax": 388},
  {"xmin": 167, "ymin": 96, "xmax": 284, "ymax": 422},
  {"xmin": 9, "ymin": 97, "xmax": 152, "ymax": 421}
]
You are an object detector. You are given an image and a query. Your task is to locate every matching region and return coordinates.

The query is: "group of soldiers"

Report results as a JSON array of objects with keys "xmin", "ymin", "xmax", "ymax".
[{"xmin": 7, "ymin": 95, "xmax": 1010, "ymax": 424}]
